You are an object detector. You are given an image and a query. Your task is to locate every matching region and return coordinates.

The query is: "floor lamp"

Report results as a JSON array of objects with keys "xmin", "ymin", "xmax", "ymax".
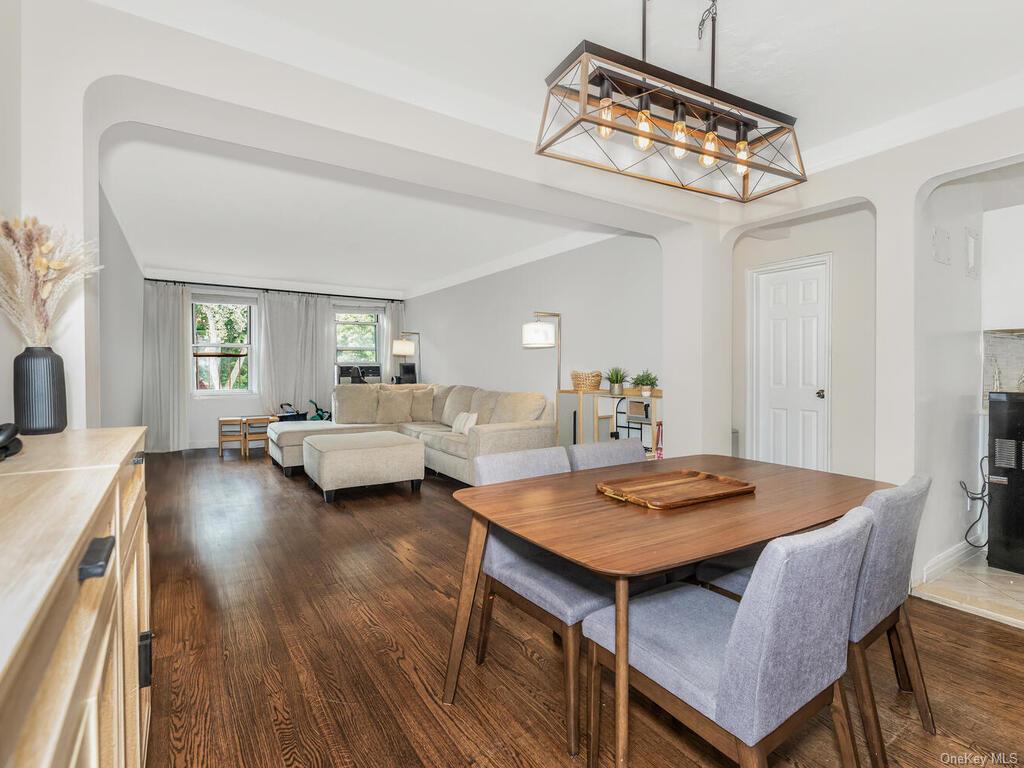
[
  {"xmin": 522, "ymin": 311, "xmax": 561, "ymax": 444},
  {"xmin": 392, "ymin": 331, "xmax": 421, "ymax": 382}
]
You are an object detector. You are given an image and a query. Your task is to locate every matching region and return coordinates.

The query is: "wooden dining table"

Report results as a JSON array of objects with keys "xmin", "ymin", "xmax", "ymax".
[{"xmin": 441, "ymin": 454, "xmax": 889, "ymax": 767}]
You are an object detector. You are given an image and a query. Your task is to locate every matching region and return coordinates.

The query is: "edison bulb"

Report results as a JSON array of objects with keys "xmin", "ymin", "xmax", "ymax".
[
  {"xmin": 734, "ymin": 139, "xmax": 750, "ymax": 175},
  {"xmin": 672, "ymin": 121, "xmax": 688, "ymax": 160},
  {"xmin": 699, "ymin": 130, "xmax": 719, "ymax": 168},
  {"xmin": 597, "ymin": 97, "xmax": 615, "ymax": 140},
  {"xmin": 633, "ymin": 109, "xmax": 653, "ymax": 151}
]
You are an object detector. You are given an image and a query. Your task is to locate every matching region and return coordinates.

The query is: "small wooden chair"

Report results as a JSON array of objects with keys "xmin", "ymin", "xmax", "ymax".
[
  {"xmin": 242, "ymin": 416, "xmax": 277, "ymax": 459},
  {"xmin": 217, "ymin": 417, "xmax": 243, "ymax": 457}
]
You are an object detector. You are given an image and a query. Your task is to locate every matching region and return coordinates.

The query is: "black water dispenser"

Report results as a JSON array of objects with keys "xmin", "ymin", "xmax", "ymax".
[{"xmin": 987, "ymin": 392, "xmax": 1024, "ymax": 573}]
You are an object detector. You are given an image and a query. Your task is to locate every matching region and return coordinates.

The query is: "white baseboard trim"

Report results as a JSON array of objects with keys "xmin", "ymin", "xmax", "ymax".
[
  {"xmin": 920, "ymin": 540, "xmax": 978, "ymax": 584},
  {"xmin": 189, "ymin": 440, "xmax": 219, "ymax": 450}
]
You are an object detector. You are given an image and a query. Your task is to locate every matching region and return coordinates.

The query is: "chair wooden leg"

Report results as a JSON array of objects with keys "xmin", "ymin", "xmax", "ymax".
[
  {"xmin": 474, "ymin": 576, "xmax": 495, "ymax": 665},
  {"xmin": 886, "ymin": 626, "xmax": 912, "ymax": 692},
  {"xmin": 736, "ymin": 743, "xmax": 769, "ymax": 768},
  {"xmin": 563, "ymin": 623, "xmax": 581, "ymax": 757},
  {"xmin": 587, "ymin": 642, "xmax": 602, "ymax": 768},
  {"xmin": 896, "ymin": 604, "xmax": 936, "ymax": 734},
  {"xmin": 849, "ymin": 642, "xmax": 887, "ymax": 768},
  {"xmin": 831, "ymin": 680, "xmax": 861, "ymax": 768}
]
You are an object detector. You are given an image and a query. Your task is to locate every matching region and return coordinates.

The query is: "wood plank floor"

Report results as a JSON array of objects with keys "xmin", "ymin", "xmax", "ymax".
[{"xmin": 145, "ymin": 449, "xmax": 1024, "ymax": 767}]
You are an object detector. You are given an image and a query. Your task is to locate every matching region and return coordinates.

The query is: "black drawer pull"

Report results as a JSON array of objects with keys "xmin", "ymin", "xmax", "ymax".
[
  {"xmin": 78, "ymin": 536, "xmax": 115, "ymax": 581},
  {"xmin": 131, "ymin": 451, "xmax": 145, "ymax": 466}
]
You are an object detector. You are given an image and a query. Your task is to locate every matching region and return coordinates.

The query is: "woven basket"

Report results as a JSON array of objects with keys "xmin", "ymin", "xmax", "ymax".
[{"xmin": 571, "ymin": 370, "xmax": 603, "ymax": 391}]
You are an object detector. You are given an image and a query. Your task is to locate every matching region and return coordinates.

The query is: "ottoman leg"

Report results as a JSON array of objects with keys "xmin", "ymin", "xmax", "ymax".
[
  {"xmin": 283, "ymin": 466, "xmax": 294, "ymax": 478},
  {"xmin": 411, "ymin": 479, "xmax": 422, "ymax": 493},
  {"xmin": 323, "ymin": 489, "xmax": 337, "ymax": 503}
]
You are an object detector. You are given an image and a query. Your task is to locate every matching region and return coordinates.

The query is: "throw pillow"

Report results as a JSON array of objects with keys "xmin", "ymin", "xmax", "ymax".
[
  {"xmin": 411, "ymin": 389, "xmax": 434, "ymax": 422},
  {"xmin": 376, "ymin": 389, "xmax": 413, "ymax": 424},
  {"xmin": 441, "ymin": 385, "xmax": 477, "ymax": 426},
  {"xmin": 335, "ymin": 384, "xmax": 380, "ymax": 424},
  {"xmin": 451, "ymin": 411, "xmax": 478, "ymax": 435}
]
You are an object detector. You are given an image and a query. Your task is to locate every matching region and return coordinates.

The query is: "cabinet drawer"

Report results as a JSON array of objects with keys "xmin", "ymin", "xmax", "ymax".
[{"xmin": 117, "ymin": 435, "xmax": 146, "ymax": 535}]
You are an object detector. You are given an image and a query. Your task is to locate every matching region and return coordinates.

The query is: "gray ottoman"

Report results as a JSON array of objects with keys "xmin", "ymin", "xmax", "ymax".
[{"xmin": 303, "ymin": 431, "xmax": 425, "ymax": 502}]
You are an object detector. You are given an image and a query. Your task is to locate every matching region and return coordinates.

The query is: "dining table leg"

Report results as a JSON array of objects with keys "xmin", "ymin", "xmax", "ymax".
[
  {"xmin": 614, "ymin": 577, "xmax": 630, "ymax": 767},
  {"xmin": 443, "ymin": 513, "xmax": 489, "ymax": 705}
]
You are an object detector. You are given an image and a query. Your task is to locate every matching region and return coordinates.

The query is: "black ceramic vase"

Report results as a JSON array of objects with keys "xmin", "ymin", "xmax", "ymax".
[{"xmin": 13, "ymin": 346, "xmax": 68, "ymax": 435}]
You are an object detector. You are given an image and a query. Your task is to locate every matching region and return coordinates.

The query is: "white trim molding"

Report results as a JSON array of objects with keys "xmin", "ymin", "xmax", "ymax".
[{"xmin": 918, "ymin": 539, "xmax": 979, "ymax": 585}]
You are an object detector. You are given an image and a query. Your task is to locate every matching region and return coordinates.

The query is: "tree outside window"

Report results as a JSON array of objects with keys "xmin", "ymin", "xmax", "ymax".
[
  {"xmin": 192, "ymin": 302, "xmax": 253, "ymax": 392},
  {"xmin": 336, "ymin": 312, "xmax": 379, "ymax": 364}
]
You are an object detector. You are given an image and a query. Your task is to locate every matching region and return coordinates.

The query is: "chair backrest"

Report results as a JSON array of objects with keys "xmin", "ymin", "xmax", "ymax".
[
  {"xmin": 473, "ymin": 447, "xmax": 570, "ymax": 486},
  {"xmin": 566, "ymin": 440, "xmax": 647, "ymax": 471},
  {"xmin": 849, "ymin": 474, "xmax": 931, "ymax": 642},
  {"xmin": 714, "ymin": 506, "xmax": 873, "ymax": 747}
]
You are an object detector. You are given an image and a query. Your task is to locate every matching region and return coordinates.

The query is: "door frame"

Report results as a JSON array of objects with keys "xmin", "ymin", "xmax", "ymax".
[{"xmin": 746, "ymin": 252, "xmax": 833, "ymax": 469}]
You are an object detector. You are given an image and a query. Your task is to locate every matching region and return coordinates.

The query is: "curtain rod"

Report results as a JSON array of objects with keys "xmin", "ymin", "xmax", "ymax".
[{"xmin": 143, "ymin": 277, "xmax": 401, "ymax": 303}]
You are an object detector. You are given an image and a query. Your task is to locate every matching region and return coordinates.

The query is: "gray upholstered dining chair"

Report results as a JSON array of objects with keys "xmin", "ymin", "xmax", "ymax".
[
  {"xmin": 583, "ymin": 506, "xmax": 874, "ymax": 768},
  {"xmin": 566, "ymin": 439, "xmax": 647, "ymax": 471},
  {"xmin": 695, "ymin": 474, "xmax": 933, "ymax": 768},
  {"xmin": 474, "ymin": 446, "xmax": 661, "ymax": 757}
]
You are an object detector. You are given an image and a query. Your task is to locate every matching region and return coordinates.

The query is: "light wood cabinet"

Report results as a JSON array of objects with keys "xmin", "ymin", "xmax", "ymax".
[{"xmin": 0, "ymin": 428, "xmax": 149, "ymax": 768}]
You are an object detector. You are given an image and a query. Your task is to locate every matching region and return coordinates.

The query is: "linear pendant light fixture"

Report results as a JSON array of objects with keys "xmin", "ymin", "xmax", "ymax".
[{"xmin": 535, "ymin": 0, "xmax": 806, "ymax": 203}]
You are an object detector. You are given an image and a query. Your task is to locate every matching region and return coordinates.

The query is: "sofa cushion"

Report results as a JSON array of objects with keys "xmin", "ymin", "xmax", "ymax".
[
  {"xmin": 469, "ymin": 389, "xmax": 501, "ymax": 425},
  {"xmin": 411, "ymin": 389, "xmax": 434, "ymax": 422},
  {"xmin": 491, "ymin": 392, "xmax": 547, "ymax": 423},
  {"xmin": 441, "ymin": 385, "xmax": 477, "ymax": 426},
  {"xmin": 376, "ymin": 388, "xmax": 413, "ymax": 423},
  {"xmin": 452, "ymin": 411, "xmax": 478, "ymax": 435},
  {"xmin": 379, "ymin": 383, "xmax": 431, "ymax": 392},
  {"xmin": 398, "ymin": 422, "xmax": 451, "ymax": 439},
  {"xmin": 422, "ymin": 431, "xmax": 469, "ymax": 459},
  {"xmin": 432, "ymin": 385, "xmax": 454, "ymax": 422},
  {"xmin": 334, "ymin": 384, "xmax": 380, "ymax": 424},
  {"xmin": 268, "ymin": 420, "xmax": 386, "ymax": 448}
]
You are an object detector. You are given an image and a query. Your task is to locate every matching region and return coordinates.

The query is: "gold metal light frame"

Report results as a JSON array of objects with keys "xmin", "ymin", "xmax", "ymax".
[{"xmin": 536, "ymin": 41, "xmax": 806, "ymax": 203}]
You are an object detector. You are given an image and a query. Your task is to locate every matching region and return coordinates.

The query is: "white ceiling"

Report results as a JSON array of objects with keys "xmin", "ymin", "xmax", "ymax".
[
  {"xmin": 99, "ymin": 125, "xmax": 620, "ymax": 297},
  {"xmin": 96, "ymin": 0, "xmax": 1024, "ymax": 157}
]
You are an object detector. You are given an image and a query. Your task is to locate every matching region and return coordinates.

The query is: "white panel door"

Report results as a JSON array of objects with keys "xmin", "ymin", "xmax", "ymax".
[{"xmin": 755, "ymin": 261, "xmax": 829, "ymax": 469}]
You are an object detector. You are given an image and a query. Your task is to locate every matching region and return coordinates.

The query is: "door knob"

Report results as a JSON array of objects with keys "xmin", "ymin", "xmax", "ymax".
[{"xmin": 816, "ymin": 389, "xmax": 826, "ymax": 399}]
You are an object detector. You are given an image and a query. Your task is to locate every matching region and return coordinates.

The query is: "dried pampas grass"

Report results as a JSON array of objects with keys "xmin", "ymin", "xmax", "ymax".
[{"xmin": 0, "ymin": 216, "xmax": 101, "ymax": 346}]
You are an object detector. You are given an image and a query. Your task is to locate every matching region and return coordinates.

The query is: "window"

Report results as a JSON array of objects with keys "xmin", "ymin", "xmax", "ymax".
[
  {"xmin": 192, "ymin": 301, "xmax": 254, "ymax": 393},
  {"xmin": 335, "ymin": 312, "xmax": 380, "ymax": 365}
]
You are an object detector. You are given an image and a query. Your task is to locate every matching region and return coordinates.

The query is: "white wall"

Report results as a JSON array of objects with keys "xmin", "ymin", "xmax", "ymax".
[
  {"xmin": 913, "ymin": 181, "xmax": 986, "ymax": 582},
  {"xmin": 982, "ymin": 203, "xmax": 1024, "ymax": 329},
  {"xmin": 732, "ymin": 205, "xmax": 877, "ymax": 478},
  {"xmin": 98, "ymin": 186, "xmax": 144, "ymax": 427},
  {"xmin": 0, "ymin": 0, "xmax": 20, "ymax": 424},
  {"xmin": 404, "ymin": 233, "xmax": 662, "ymax": 397}
]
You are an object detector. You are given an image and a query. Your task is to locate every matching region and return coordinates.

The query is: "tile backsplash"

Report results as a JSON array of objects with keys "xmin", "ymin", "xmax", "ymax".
[{"xmin": 984, "ymin": 331, "xmax": 1024, "ymax": 407}]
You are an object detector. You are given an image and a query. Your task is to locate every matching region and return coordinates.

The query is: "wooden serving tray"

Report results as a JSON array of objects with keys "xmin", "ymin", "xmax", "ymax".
[{"xmin": 597, "ymin": 469, "xmax": 755, "ymax": 510}]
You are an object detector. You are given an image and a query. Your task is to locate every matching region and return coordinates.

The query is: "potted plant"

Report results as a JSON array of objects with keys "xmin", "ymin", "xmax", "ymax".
[
  {"xmin": 605, "ymin": 366, "xmax": 629, "ymax": 396},
  {"xmin": 0, "ymin": 217, "xmax": 101, "ymax": 434},
  {"xmin": 632, "ymin": 369, "xmax": 659, "ymax": 397}
]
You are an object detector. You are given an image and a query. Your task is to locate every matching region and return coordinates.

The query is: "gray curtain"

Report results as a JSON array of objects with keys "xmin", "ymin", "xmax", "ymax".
[
  {"xmin": 381, "ymin": 300, "xmax": 405, "ymax": 383},
  {"xmin": 142, "ymin": 281, "xmax": 190, "ymax": 452},
  {"xmin": 258, "ymin": 291, "xmax": 332, "ymax": 415}
]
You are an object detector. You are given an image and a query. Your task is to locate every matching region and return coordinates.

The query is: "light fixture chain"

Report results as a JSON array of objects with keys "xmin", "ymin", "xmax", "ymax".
[{"xmin": 698, "ymin": 0, "xmax": 718, "ymax": 87}]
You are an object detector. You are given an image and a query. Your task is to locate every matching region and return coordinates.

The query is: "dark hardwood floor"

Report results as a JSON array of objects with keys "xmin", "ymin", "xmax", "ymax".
[{"xmin": 146, "ymin": 449, "xmax": 1024, "ymax": 767}]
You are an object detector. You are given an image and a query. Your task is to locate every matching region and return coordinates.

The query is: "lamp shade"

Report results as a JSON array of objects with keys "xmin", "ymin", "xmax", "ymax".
[
  {"xmin": 392, "ymin": 339, "xmax": 415, "ymax": 356},
  {"xmin": 522, "ymin": 321, "xmax": 556, "ymax": 348}
]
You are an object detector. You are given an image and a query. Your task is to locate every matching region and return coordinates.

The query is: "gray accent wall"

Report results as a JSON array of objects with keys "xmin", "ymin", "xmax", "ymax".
[{"xmin": 403, "ymin": 234, "xmax": 662, "ymax": 398}]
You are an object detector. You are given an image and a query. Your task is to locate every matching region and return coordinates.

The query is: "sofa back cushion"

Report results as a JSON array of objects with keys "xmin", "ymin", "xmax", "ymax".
[
  {"xmin": 380, "ymin": 383, "xmax": 432, "ymax": 392},
  {"xmin": 491, "ymin": 392, "xmax": 547, "ymax": 423},
  {"xmin": 333, "ymin": 384, "xmax": 380, "ymax": 424},
  {"xmin": 411, "ymin": 389, "xmax": 434, "ymax": 422},
  {"xmin": 441, "ymin": 385, "xmax": 477, "ymax": 426},
  {"xmin": 376, "ymin": 389, "xmax": 413, "ymax": 424},
  {"xmin": 469, "ymin": 389, "xmax": 501, "ymax": 425},
  {"xmin": 432, "ymin": 385, "xmax": 455, "ymax": 422}
]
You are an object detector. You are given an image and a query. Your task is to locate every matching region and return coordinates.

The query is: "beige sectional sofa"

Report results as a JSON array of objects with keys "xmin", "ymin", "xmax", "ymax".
[{"xmin": 267, "ymin": 383, "xmax": 555, "ymax": 485}]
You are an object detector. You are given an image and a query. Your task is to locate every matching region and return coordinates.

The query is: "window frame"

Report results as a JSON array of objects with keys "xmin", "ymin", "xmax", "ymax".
[
  {"xmin": 190, "ymin": 298, "xmax": 257, "ymax": 396},
  {"xmin": 334, "ymin": 310, "xmax": 381, "ymax": 367}
]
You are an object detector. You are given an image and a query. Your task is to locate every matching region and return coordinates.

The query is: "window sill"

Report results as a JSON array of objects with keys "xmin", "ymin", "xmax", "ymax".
[{"xmin": 191, "ymin": 390, "xmax": 259, "ymax": 399}]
